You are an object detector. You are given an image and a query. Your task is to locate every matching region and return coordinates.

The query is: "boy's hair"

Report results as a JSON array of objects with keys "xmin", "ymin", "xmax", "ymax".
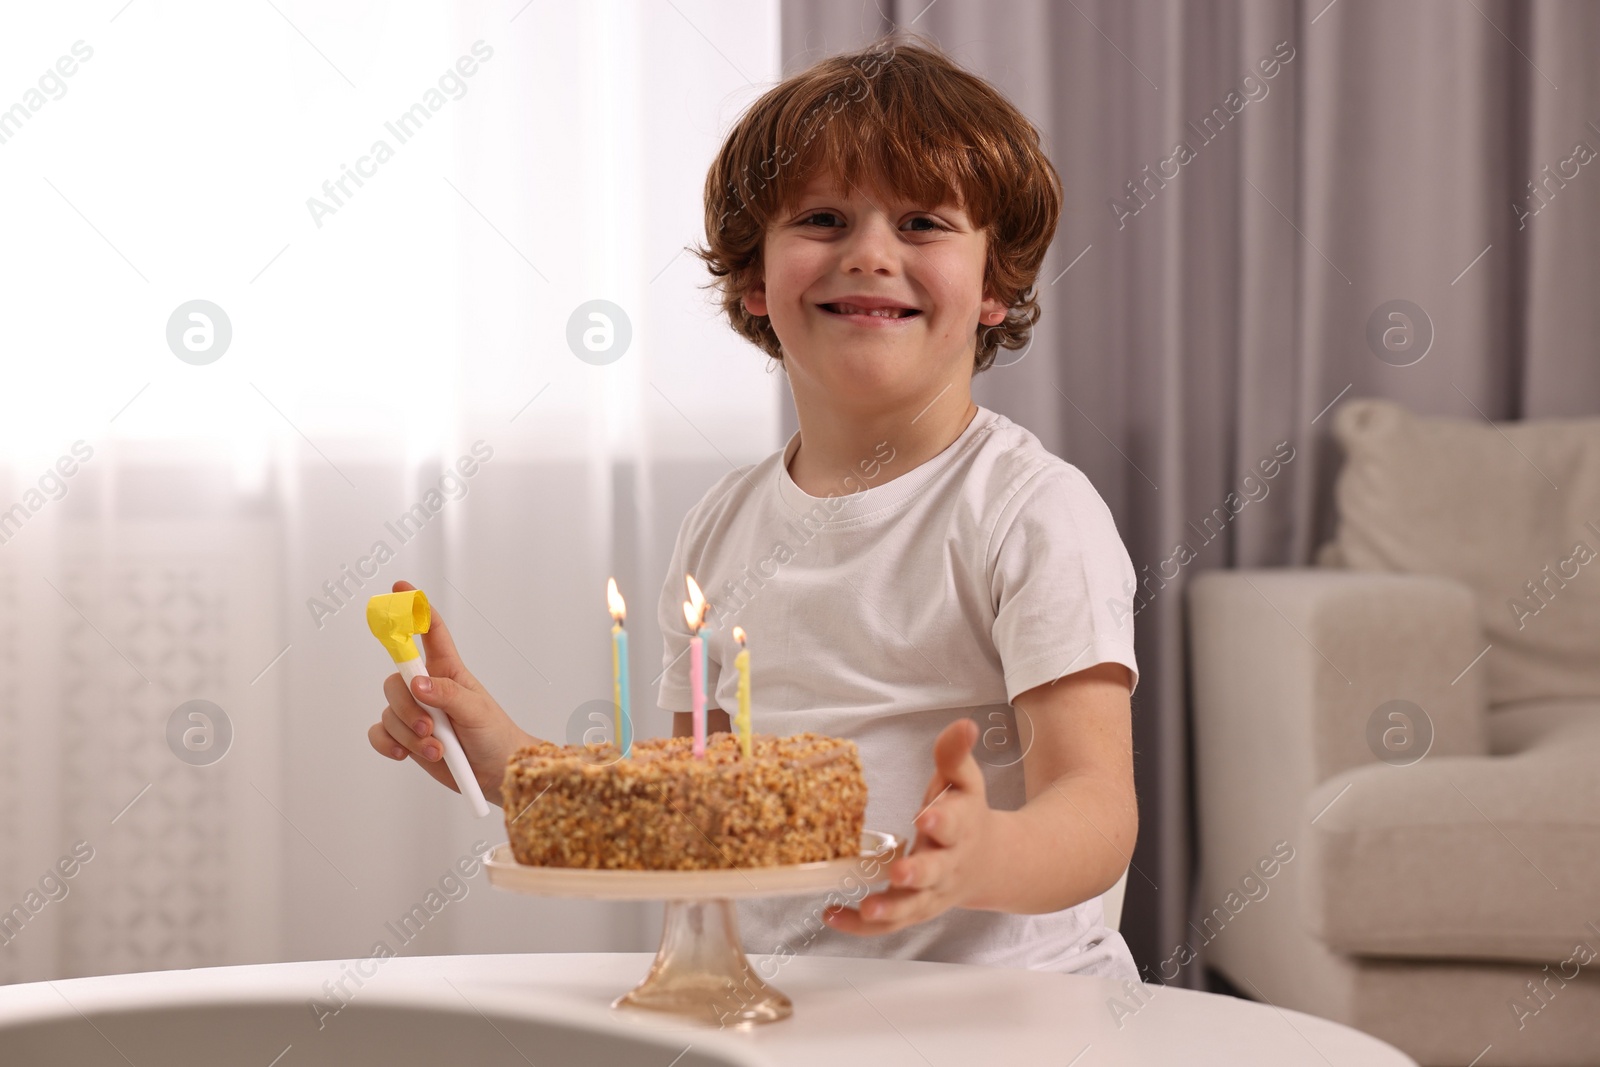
[{"xmin": 693, "ymin": 34, "xmax": 1063, "ymax": 374}]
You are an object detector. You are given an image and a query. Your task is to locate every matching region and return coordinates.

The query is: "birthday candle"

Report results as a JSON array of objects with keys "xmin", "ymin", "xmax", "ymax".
[
  {"xmin": 618, "ymin": 626, "xmax": 632, "ymax": 758},
  {"xmin": 607, "ymin": 578, "xmax": 632, "ymax": 758},
  {"xmin": 733, "ymin": 626, "xmax": 751, "ymax": 759},
  {"xmin": 684, "ymin": 574, "xmax": 709, "ymax": 758},
  {"xmin": 690, "ymin": 631, "xmax": 705, "ymax": 756}
]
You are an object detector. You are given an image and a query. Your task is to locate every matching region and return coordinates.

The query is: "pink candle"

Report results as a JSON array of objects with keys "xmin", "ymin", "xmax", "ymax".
[
  {"xmin": 689, "ymin": 631, "xmax": 705, "ymax": 757},
  {"xmin": 683, "ymin": 574, "xmax": 709, "ymax": 758}
]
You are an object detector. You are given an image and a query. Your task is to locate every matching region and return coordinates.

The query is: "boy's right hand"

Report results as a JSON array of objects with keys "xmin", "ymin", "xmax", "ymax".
[{"xmin": 366, "ymin": 581, "xmax": 531, "ymax": 807}]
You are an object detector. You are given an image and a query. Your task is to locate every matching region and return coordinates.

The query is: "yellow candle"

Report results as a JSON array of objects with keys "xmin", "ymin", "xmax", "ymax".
[{"xmin": 732, "ymin": 626, "xmax": 751, "ymax": 759}]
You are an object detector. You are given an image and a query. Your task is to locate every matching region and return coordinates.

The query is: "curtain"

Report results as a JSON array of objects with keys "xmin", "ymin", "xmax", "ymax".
[
  {"xmin": 780, "ymin": 0, "xmax": 1600, "ymax": 983},
  {"xmin": 0, "ymin": 0, "xmax": 782, "ymax": 983}
]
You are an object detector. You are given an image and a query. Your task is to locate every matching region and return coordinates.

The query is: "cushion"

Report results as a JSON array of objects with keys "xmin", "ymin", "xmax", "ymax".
[
  {"xmin": 1303, "ymin": 697, "xmax": 1600, "ymax": 962},
  {"xmin": 1329, "ymin": 398, "xmax": 1600, "ymax": 707}
]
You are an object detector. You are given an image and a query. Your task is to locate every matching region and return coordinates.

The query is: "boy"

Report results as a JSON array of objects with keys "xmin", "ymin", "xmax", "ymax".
[{"xmin": 370, "ymin": 35, "xmax": 1140, "ymax": 980}]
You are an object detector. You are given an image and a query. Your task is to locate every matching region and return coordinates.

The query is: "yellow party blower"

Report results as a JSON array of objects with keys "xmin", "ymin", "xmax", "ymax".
[{"xmin": 367, "ymin": 589, "xmax": 491, "ymax": 818}]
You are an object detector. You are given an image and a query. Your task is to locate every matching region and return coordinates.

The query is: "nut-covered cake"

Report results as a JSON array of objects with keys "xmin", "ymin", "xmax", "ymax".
[{"xmin": 500, "ymin": 731, "xmax": 866, "ymax": 870}]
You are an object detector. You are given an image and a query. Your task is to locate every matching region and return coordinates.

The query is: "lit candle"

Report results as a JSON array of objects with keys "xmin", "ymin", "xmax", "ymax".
[
  {"xmin": 607, "ymin": 577, "xmax": 632, "ymax": 759},
  {"xmin": 732, "ymin": 626, "xmax": 751, "ymax": 759},
  {"xmin": 683, "ymin": 574, "xmax": 709, "ymax": 758}
]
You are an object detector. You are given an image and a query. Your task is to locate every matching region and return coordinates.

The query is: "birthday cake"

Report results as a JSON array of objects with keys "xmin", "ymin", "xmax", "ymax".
[{"xmin": 500, "ymin": 731, "xmax": 866, "ymax": 870}]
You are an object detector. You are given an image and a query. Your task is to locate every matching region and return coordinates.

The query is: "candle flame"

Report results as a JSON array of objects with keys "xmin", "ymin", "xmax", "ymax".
[
  {"xmin": 732, "ymin": 626, "xmax": 746, "ymax": 646},
  {"xmin": 682, "ymin": 573, "xmax": 708, "ymax": 630},
  {"xmin": 606, "ymin": 577, "xmax": 626, "ymax": 623}
]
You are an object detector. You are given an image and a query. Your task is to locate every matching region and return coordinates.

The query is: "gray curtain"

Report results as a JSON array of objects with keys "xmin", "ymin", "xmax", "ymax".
[{"xmin": 779, "ymin": 0, "xmax": 1600, "ymax": 983}]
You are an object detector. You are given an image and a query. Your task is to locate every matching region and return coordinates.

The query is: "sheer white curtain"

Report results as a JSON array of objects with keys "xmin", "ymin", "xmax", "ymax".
[{"xmin": 0, "ymin": 0, "xmax": 780, "ymax": 983}]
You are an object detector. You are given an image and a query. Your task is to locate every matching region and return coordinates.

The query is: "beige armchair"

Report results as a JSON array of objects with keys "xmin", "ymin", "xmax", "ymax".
[{"xmin": 1187, "ymin": 399, "xmax": 1600, "ymax": 1066}]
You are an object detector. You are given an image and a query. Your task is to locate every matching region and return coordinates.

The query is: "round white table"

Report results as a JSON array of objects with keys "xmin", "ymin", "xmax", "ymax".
[{"xmin": 0, "ymin": 951, "xmax": 1416, "ymax": 1066}]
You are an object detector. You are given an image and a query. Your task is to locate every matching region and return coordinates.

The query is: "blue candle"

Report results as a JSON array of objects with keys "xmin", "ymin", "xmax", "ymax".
[
  {"xmin": 618, "ymin": 624, "xmax": 632, "ymax": 757},
  {"xmin": 608, "ymin": 578, "xmax": 633, "ymax": 759}
]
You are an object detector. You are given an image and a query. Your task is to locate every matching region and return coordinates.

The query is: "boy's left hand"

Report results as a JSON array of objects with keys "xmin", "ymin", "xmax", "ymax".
[{"xmin": 824, "ymin": 717, "xmax": 999, "ymax": 936}]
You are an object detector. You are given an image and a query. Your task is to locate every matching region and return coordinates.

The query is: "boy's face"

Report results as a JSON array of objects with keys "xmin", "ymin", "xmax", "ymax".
[{"xmin": 744, "ymin": 170, "xmax": 1005, "ymax": 412}]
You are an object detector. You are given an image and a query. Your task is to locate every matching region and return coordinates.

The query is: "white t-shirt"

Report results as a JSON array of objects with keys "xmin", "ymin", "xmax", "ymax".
[{"xmin": 655, "ymin": 405, "xmax": 1140, "ymax": 979}]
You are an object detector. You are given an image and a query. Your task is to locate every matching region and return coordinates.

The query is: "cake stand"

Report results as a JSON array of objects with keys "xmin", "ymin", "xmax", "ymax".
[{"xmin": 484, "ymin": 830, "xmax": 903, "ymax": 1028}]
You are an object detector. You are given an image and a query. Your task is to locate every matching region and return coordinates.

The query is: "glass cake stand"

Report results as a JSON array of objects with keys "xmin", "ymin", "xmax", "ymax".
[{"xmin": 484, "ymin": 830, "xmax": 903, "ymax": 1027}]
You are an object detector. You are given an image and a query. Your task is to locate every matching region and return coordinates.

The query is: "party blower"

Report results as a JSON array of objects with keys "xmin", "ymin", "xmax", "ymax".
[{"xmin": 367, "ymin": 589, "xmax": 492, "ymax": 818}]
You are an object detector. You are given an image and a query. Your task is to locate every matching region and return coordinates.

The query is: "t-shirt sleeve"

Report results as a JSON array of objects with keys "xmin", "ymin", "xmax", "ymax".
[{"xmin": 989, "ymin": 462, "xmax": 1140, "ymax": 703}]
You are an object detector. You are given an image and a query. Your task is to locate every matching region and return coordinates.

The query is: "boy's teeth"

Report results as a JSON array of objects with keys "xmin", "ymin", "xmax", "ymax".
[{"xmin": 833, "ymin": 303, "xmax": 911, "ymax": 317}]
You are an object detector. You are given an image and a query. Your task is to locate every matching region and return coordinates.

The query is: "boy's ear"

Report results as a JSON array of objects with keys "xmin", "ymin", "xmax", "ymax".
[
  {"xmin": 743, "ymin": 278, "xmax": 768, "ymax": 317},
  {"xmin": 979, "ymin": 289, "xmax": 1007, "ymax": 326}
]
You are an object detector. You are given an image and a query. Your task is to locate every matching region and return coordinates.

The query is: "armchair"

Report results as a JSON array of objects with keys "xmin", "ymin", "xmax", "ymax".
[{"xmin": 1187, "ymin": 399, "xmax": 1600, "ymax": 1066}]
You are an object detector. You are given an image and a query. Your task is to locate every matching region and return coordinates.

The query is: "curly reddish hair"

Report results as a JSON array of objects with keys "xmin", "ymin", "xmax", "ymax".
[{"xmin": 691, "ymin": 34, "xmax": 1063, "ymax": 373}]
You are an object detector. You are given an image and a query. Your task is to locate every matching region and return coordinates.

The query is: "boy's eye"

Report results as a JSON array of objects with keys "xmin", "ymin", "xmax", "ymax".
[{"xmin": 799, "ymin": 212, "xmax": 945, "ymax": 231}]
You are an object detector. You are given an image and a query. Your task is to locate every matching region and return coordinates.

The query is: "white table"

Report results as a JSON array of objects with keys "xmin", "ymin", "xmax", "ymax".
[{"xmin": 0, "ymin": 951, "xmax": 1416, "ymax": 1066}]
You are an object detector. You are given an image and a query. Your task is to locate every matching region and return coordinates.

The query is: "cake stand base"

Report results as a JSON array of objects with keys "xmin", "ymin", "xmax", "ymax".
[
  {"xmin": 614, "ymin": 898, "xmax": 791, "ymax": 1027},
  {"xmin": 485, "ymin": 831, "xmax": 904, "ymax": 1028}
]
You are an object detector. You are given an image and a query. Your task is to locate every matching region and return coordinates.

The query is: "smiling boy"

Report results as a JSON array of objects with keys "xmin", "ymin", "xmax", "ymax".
[
  {"xmin": 666, "ymin": 36, "xmax": 1140, "ymax": 976},
  {"xmin": 370, "ymin": 35, "xmax": 1140, "ymax": 979}
]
